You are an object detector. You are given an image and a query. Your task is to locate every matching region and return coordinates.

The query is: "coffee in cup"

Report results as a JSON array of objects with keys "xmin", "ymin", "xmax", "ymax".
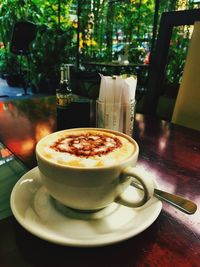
[{"xmin": 36, "ymin": 128, "xmax": 155, "ymax": 211}]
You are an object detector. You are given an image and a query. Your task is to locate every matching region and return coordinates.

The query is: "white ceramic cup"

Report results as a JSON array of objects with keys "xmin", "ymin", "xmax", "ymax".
[{"xmin": 36, "ymin": 128, "xmax": 155, "ymax": 211}]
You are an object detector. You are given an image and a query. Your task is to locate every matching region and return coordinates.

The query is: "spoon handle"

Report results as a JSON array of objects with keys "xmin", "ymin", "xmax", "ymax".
[
  {"xmin": 154, "ymin": 188, "xmax": 197, "ymax": 215},
  {"xmin": 131, "ymin": 181, "xmax": 197, "ymax": 215}
]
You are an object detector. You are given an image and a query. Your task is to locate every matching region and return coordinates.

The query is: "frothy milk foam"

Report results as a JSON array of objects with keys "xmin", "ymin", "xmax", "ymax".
[{"xmin": 37, "ymin": 129, "xmax": 135, "ymax": 167}]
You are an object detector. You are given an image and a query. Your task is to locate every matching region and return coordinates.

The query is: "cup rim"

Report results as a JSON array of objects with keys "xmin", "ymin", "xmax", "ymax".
[{"xmin": 36, "ymin": 127, "xmax": 139, "ymax": 170}]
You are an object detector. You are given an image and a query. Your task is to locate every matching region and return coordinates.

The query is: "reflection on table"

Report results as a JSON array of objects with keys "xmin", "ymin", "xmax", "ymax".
[
  {"xmin": 0, "ymin": 95, "xmax": 199, "ymax": 267},
  {"xmin": 0, "ymin": 97, "xmax": 56, "ymax": 168}
]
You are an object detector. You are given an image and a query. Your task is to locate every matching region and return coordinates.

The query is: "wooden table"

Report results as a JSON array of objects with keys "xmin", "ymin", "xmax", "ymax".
[{"xmin": 0, "ymin": 96, "xmax": 199, "ymax": 267}]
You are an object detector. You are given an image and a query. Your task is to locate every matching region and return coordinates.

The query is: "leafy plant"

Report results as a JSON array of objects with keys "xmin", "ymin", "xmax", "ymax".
[
  {"xmin": 0, "ymin": 0, "xmax": 41, "ymax": 75},
  {"xmin": 30, "ymin": 26, "xmax": 75, "ymax": 92},
  {"xmin": 165, "ymin": 25, "xmax": 191, "ymax": 84},
  {"xmin": 0, "ymin": 0, "xmax": 196, "ymax": 93},
  {"xmin": 0, "ymin": 0, "xmax": 77, "ymax": 91},
  {"xmin": 29, "ymin": 0, "xmax": 77, "ymax": 92}
]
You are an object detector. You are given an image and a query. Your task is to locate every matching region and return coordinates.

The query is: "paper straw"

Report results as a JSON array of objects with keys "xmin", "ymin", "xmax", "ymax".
[{"xmin": 97, "ymin": 74, "xmax": 137, "ymax": 135}]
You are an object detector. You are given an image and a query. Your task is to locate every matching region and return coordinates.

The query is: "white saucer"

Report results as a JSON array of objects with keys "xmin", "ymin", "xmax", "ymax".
[{"xmin": 10, "ymin": 167, "xmax": 162, "ymax": 247}]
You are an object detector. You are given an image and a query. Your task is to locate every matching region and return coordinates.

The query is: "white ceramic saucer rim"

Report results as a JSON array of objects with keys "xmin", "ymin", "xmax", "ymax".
[{"xmin": 10, "ymin": 167, "xmax": 162, "ymax": 247}]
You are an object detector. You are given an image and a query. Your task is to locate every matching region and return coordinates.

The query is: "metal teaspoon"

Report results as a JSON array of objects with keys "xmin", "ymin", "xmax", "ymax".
[{"xmin": 131, "ymin": 181, "xmax": 197, "ymax": 215}]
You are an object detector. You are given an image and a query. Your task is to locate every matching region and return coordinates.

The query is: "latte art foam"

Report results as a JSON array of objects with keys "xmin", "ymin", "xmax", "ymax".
[
  {"xmin": 50, "ymin": 133, "xmax": 122, "ymax": 157},
  {"xmin": 37, "ymin": 129, "xmax": 135, "ymax": 167}
]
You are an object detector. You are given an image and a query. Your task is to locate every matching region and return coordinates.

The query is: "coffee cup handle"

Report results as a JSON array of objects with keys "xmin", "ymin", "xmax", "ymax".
[{"xmin": 115, "ymin": 167, "xmax": 155, "ymax": 207}]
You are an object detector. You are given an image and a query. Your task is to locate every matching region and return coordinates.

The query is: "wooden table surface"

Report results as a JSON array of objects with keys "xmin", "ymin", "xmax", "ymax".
[{"xmin": 0, "ymin": 96, "xmax": 199, "ymax": 267}]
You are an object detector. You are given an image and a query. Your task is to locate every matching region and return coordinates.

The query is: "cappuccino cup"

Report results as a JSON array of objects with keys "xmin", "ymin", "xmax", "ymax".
[{"xmin": 36, "ymin": 128, "xmax": 155, "ymax": 211}]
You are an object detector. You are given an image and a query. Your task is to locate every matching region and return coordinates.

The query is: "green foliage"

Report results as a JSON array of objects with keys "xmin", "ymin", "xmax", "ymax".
[
  {"xmin": 0, "ymin": 0, "xmax": 76, "ymax": 91},
  {"xmin": 29, "ymin": 0, "xmax": 77, "ymax": 91},
  {"xmin": 30, "ymin": 26, "xmax": 75, "ymax": 88},
  {"xmin": 0, "ymin": 0, "xmax": 41, "ymax": 74},
  {"xmin": 78, "ymin": 0, "xmax": 155, "ymax": 63},
  {"xmin": 0, "ymin": 0, "xmax": 196, "ymax": 92},
  {"xmin": 165, "ymin": 26, "xmax": 191, "ymax": 84}
]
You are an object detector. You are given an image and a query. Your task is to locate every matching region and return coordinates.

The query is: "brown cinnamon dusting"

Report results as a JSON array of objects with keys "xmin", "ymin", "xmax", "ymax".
[{"xmin": 50, "ymin": 133, "xmax": 122, "ymax": 157}]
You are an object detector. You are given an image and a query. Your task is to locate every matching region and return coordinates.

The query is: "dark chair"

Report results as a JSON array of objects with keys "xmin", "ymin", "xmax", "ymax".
[
  {"xmin": 142, "ymin": 9, "xmax": 200, "ymax": 117},
  {"xmin": 10, "ymin": 21, "xmax": 37, "ymax": 95}
]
